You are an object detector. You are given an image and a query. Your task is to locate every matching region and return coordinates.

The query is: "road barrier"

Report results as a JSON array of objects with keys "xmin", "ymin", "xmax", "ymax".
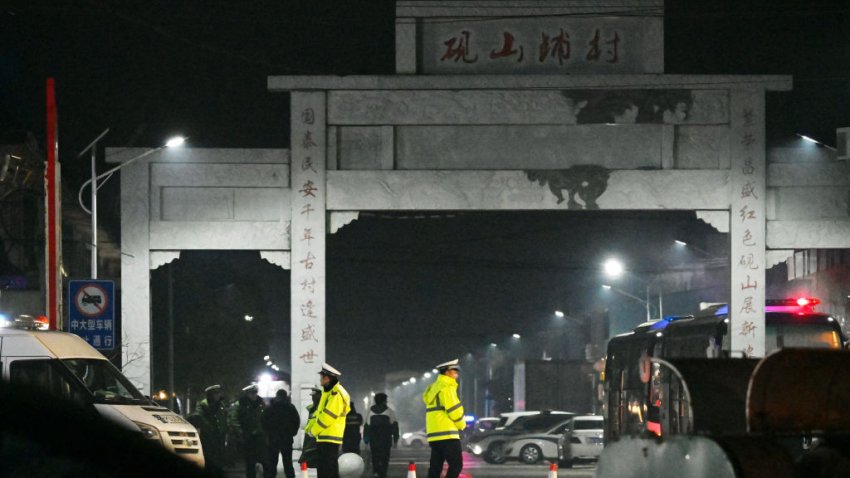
[{"xmin": 407, "ymin": 461, "xmax": 417, "ymax": 478}]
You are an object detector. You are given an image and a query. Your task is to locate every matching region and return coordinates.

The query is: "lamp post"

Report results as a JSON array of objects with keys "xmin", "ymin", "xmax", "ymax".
[
  {"xmin": 601, "ymin": 284, "xmax": 658, "ymax": 319},
  {"xmin": 77, "ymin": 133, "xmax": 185, "ymax": 278},
  {"xmin": 602, "ymin": 258, "xmax": 662, "ymax": 320}
]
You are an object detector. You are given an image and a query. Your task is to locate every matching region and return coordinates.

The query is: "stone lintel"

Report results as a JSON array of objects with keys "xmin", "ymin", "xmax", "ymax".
[
  {"xmin": 268, "ymin": 75, "xmax": 792, "ymax": 92},
  {"xmin": 396, "ymin": 0, "xmax": 663, "ymax": 18},
  {"xmin": 327, "ymin": 169, "xmax": 730, "ymax": 211},
  {"xmin": 768, "ymin": 162, "xmax": 850, "ymax": 187},
  {"xmin": 105, "ymin": 148, "xmax": 289, "ymax": 165},
  {"xmin": 767, "ymin": 220, "xmax": 850, "ymax": 249}
]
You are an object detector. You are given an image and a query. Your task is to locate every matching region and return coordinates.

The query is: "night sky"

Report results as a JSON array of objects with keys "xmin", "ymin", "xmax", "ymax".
[{"xmin": 2, "ymin": 1, "xmax": 849, "ymax": 404}]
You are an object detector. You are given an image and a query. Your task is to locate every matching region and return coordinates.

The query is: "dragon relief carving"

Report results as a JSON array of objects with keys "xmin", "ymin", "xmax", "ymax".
[{"xmin": 525, "ymin": 165, "xmax": 611, "ymax": 209}]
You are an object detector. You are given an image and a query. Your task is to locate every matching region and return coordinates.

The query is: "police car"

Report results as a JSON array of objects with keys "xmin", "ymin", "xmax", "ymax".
[
  {"xmin": 466, "ymin": 411, "xmax": 574, "ymax": 464},
  {"xmin": 557, "ymin": 415, "xmax": 604, "ymax": 467},
  {"xmin": 501, "ymin": 417, "xmax": 573, "ymax": 464}
]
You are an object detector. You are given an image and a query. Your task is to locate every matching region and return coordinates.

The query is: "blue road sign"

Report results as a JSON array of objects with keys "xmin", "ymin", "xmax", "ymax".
[{"xmin": 68, "ymin": 280, "xmax": 115, "ymax": 350}]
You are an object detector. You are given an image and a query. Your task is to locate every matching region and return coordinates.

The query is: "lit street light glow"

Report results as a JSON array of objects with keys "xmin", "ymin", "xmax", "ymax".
[
  {"xmin": 602, "ymin": 284, "xmax": 612, "ymax": 290},
  {"xmin": 674, "ymin": 240, "xmax": 687, "ymax": 246},
  {"xmin": 603, "ymin": 258, "xmax": 624, "ymax": 277},
  {"xmin": 244, "ymin": 315, "xmax": 254, "ymax": 322},
  {"xmin": 512, "ymin": 333, "xmax": 521, "ymax": 339},
  {"xmin": 554, "ymin": 310, "xmax": 565, "ymax": 318},
  {"xmin": 410, "ymin": 377, "xmax": 417, "ymax": 383},
  {"xmin": 165, "ymin": 136, "xmax": 186, "ymax": 148},
  {"xmin": 796, "ymin": 133, "xmax": 837, "ymax": 151}
]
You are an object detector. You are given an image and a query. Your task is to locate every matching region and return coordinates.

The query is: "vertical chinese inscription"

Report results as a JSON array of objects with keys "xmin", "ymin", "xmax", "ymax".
[
  {"xmin": 291, "ymin": 92, "xmax": 326, "ymax": 407},
  {"xmin": 729, "ymin": 90, "xmax": 766, "ymax": 358}
]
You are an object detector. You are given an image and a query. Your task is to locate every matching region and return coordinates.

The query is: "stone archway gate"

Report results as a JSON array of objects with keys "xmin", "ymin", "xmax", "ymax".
[{"xmin": 114, "ymin": 3, "xmax": 850, "ymax": 417}]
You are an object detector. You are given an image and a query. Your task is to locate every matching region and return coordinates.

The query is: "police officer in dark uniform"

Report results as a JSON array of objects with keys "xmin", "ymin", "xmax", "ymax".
[
  {"xmin": 262, "ymin": 389, "xmax": 301, "ymax": 478},
  {"xmin": 236, "ymin": 384, "xmax": 271, "ymax": 478},
  {"xmin": 189, "ymin": 384, "xmax": 228, "ymax": 477}
]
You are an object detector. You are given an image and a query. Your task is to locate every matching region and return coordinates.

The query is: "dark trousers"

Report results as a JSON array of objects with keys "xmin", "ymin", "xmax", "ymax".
[
  {"xmin": 428, "ymin": 439, "xmax": 463, "ymax": 478},
  {"xmin": 268, "ymin": 439, "xmax": 295, "ymax": 478},
  {"xmin": 317, "ymin": 442, "xmax": 340, "ymax": 478},
  {"xmin": 243, "ymin": 435, "xmax": 270, "ymax": 478},
  {"xmin": 369, "ymin": 443, "xmax": 391, "ymax": 478}
]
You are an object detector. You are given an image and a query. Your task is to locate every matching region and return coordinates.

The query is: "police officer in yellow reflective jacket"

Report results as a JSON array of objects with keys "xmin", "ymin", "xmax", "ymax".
[
  {"xmin": 422, "ymin": 359, "xmax": 466, "ymax": 478},
  {"xmin": 308, "ymin": 363, "xmax": 350, "ymax": 478}
]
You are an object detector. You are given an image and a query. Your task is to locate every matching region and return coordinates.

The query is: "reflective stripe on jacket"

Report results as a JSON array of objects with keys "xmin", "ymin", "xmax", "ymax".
[
  {"xmin": 309, "ymin": 382, "xmax": 350, "ymax": 444},
  {"xmin": 422, "ymin": 374, "xmax": 465, "ymax": 442}
]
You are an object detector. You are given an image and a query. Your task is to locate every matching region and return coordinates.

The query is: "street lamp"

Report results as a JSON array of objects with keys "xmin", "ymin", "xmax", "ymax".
[
  {"xmin": 77, "ymin": 131, "xmax": 186, "ymax": 278},
  {"xmin": 603, "ymin": 258, "xmax": 624, "ymax": 278},
  {"xmin": 602, "ymin": 259, "xmax": 662, "ymax": 320},
  {"xmin": 796, "ymin": 133, "xmax": 837, "ymax": 151},
  {"xmin": 674, "ymin": 240, "xmax": 712, "ymax": 259},
  {"xmin": 601, "ymin": 284, "xmax": 658, "ymax": 319}
]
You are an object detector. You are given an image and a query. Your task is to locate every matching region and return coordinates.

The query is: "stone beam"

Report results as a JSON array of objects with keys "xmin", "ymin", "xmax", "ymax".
[
  {"xmin": 269, "ymin": 75, "xmax": 792, "ymax": 92},
  {"xmin": 767, "ymin": 220, "xmax": 850, "ymax": 249},
  {"xmin": 326, "ymin": 170, "xmax": 730, "ymax": 211}
]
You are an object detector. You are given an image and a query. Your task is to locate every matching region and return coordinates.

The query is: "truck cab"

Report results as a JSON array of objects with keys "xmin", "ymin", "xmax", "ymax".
[{"xmin": 0, "ymin": 315, "xmax": 204, "ymax": 467}]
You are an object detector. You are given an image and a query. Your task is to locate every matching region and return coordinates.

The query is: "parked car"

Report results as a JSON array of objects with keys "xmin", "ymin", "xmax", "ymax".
[
  {"xmin": 401, "ymin": 429, "xmax": 427, "ymax": 448},
  {"xmin": 493, "ymin": 411, "xmax": 543, "ymax": 428},
  {"xmin": 502, "ymin": 417, "xmax": 573, "ymax": 464},
  {"xmin": 473, "ymin": 417, "xmax": 500, "ymax": 432},
  {"xmin": 462, "ymin": 416, "xmax": 500, "ymax": 445},
  {"xmin": 466, "ymin": 411, "xmax": 574, "ymax": 464},
  {"xmin": 558, "ymin": 415, "xmax": 604, "ymax": 467}
]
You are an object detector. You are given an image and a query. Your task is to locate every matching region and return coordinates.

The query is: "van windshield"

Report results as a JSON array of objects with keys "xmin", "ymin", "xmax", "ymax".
[{"xmin": 60, "ymin": 359, "xmax": 147, "ymax": 405}]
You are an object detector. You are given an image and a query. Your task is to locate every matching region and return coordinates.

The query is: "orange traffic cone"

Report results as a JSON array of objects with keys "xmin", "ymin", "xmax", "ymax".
[
  {"xmin": 547, "ymin": 462, "xmax": 558, "ymax": 478},
  {"xmin": 407, "ymin": 461, "xmax": 417, "ymax": 478},
  {"xmin": 301, "ymin": 461, "xmax": 309, "ymax": 478}
]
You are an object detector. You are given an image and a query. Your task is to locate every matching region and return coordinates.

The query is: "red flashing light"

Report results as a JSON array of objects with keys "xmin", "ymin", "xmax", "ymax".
[
  {"xmin": 796, "ymin": 297, "xmax": 819, "ymax": 307},
  {"xmin": 765, "ymin": 297, "xmax": 821, "ymax": 313},
  {"xmin": 35, "ymin": 315, "xmax": 50, "ymax": 330}
]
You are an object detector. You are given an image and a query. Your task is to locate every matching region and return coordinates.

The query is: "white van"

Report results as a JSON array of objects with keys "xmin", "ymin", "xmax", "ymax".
[{"xmin": 0, "ymin": 315, "xmax": 204, "ymax": 467}]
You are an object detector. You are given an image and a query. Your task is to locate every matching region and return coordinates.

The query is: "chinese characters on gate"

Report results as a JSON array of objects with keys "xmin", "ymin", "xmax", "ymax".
[
  {"xmin": 735, "ymin": 104, "xmax": 762, "ymax": 357},
  {"xmin": 440, "ymin": 28, "xmax": 622, "ymax": 67},
  {"xmin": 296, "ymin": 107, "xmax": 321, "ymax": 365}
]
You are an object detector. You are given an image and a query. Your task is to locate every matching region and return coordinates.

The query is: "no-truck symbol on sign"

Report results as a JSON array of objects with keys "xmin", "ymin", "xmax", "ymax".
[
  {"xmin": 68, "ymin": 280, "xmax": 115, "ymax": 350},
  {"xmin": 74, "ymin": 284, "xmax": 109, "ymax": 317}
]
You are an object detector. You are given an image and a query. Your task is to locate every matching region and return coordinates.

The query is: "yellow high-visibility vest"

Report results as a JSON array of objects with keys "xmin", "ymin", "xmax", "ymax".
[
  {"xmin": 309, "ymin": 382, "xmax": 350, "ymax": 444},
  {"xmin": 423, "ymin": 374, "xmax": 465, "ymax": 442}
]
